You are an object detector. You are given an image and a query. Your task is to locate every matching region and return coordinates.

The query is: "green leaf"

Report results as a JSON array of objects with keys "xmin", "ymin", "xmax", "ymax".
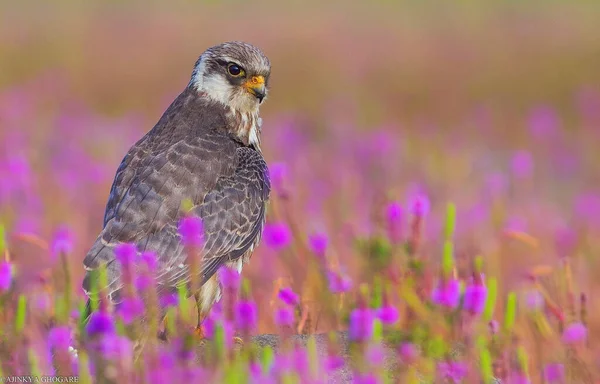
[
  {"xmin": 483, "ymin": 277, "xmax": 497, "ymax": 321},
  {"xmin": 444, "ymin": 202, "xmax": 456, "ymax": 240},
  {"xmin": 15, "ymin": 294, "xmax": 27, "ymax": 333},
  {"xmin": 479, "ymin": 347, "xmax": 494, "ymax": 384},
  {"xmin": 504, "ymin": 292, "xmax": 517, "ymax": 332},
  {"xmin": 0, "ymin": 224, "xmax": 6, "ymax": 255},
  {"xmin": 261, "ymin": 346, "xmax": 275, "ymax": 374},
  {"xmin": 442, "ymin": 241, "xmax": 454, "ymax": 276}
]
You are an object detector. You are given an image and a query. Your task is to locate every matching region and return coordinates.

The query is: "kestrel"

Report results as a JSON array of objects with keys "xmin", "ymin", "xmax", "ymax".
[{"xmin": 82, "ymin": 42, "xmax": 271, "ymax": 338}]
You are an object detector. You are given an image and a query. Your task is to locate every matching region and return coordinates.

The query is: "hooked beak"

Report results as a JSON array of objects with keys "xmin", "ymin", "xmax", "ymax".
[{"xmin": 245, "ymin": 75, "xmax": 266, "ymax": 103}]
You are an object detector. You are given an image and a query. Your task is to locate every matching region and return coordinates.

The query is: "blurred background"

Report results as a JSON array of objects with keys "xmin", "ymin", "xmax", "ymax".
[{"xmin": 1, "ymin": 0, "xmax": 600, "ymax": 337}]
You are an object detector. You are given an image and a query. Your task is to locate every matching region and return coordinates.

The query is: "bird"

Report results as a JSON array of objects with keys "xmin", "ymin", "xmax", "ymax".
[{"xmin": 81, "ymin": 41, "xmax": 272, "ymax": 341}]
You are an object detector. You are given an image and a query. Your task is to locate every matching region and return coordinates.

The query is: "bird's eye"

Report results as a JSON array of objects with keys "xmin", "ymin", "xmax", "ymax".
[{"xmin": 227, "ymin": 63, "xmax": 244, "ymax": 77}]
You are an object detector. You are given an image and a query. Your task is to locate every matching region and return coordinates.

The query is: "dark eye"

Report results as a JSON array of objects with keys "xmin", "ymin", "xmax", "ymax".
[{"xmin": 227, "ymin": 63, "xmax": 244, "ymax": 77}]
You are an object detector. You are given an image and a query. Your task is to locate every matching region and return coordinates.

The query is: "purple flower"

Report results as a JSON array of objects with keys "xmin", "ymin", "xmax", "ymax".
[
  {"xmin": 431, "ymin": 278, "xmax": 461, "ymax": 309},
  {"xmin": 274, "ymin": 307, "xmax": 295, "ymax": 327},
  {"xmin": 489, "ymin": 320, "xmax": 500, "ymax": 334},
  {"xmin": 377, "ymin": 305, "xmax": 399, "ymax": 325},
  {"xmin": 544, "ymin": 363, "xmax": 565, "ymax": 383},
  {"xmin": 524, "ymin": 290, "xmax": 544, "ymax": 311},
  {"xmin": 218, "ymin": 266, "xmax": 241, "ymax": 290},
  {"xmin": 507, "ymin": 372, "xmax": 531, "ymax": 384},
  {"xmin": 462, "ymin": 276, "xmax": 487, "ymax": 315},
  {"xmin": 437, "ymin": 361, "xmax": 468, "ymax": 382},
  {"xmin": 97, "ymin": 334, "xmax": 133, "ymax": 361},
  {"xmin": 278, "ymin": 287, "xmax": 300, "ymax": 306},
  {"xmin": 117, "ymin": 297, "xmax": 145, "ymax": 324},
  {"xmin": 51, "ymin": 226, "xmax": 73, "ymax": 258},
  {"xmin": 86, "ymin": 310, "xmax": 115, "ymax": 337},
  {"xmin": 527, "ymin": 105, "xmax": 559, "ymax": 139},
  {"xmin": 409, "ymin": 193, "xmax": 430, "ymax": 217},
  {"xmin": 308, "ymin": 232, "xmax": 328, "ymax": 259},
  {"xmin": 326, "ymin": 354, "xmax": 345, "ymax": 372},
  {"xmin": 561, "ymin": 322, "xmax": 587, "ymax": 344},
  {"xmin": 511, "ymin": 150, "xmax": 534, "ymax": 179},
  {"xmin": 354, "ymin": 373, "xmax": 379, "ymax": 384},
  {"xmin": 114, "ymin": 243, "xmax": 137, "ymax": 267},
  {"xmin": 386, "ymin": 201, "xmax": 403, "ymax": 243},
  {"xmin": 48, "ymin": 326, "xmax": 72, "ymax": 351},
  {"xmin": 268, "ymin": 162, "xmax": 287, "ymax": 194},
  {"xmin": 366, "ymin": 343, "xmax": 386, "ymax": 366},
  {"xmin": 398, "ymin": 342, "xmax": 419, "ymax": 364},
  {"xmin": 263, "ymin": 222, "xmax": 292, "ymax": 250},
  {"xmin": 159, "ymin": 293, "xmax": 179, "ymax": 308},
  {"xmin": 326, "ymin": 269, "xmax": 353, "ymax": 293},
  {"xmin": 235, "ymin": 300, "xmax": 258, "ymax": 332},
  {"xmin": 178, "ymin": 216, "xmax": 204, "ymax": 247},
  {"xmin": 141, "ymin": 251, "xmax": 158, "ymax": 271},
  {"xmin": 0, "ymin": 261, "xmax": 13, "ymax": 292},
  {"xmin": 348, "ymin": 307, "xmax": 374, "ymax": 342}
]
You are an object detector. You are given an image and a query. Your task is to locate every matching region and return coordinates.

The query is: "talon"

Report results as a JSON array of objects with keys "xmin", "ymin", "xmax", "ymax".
[
  {"xmin": 233, "ymin": 336, "xmax": 244, "ymax": 346},
  {"xmin": 194, "ymin": 325, "xmax": 206, "ymax": 339}
]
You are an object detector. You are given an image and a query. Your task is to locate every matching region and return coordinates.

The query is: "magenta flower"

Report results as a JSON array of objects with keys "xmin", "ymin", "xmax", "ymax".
[
  {"xmin": 544, "ymin": 363, "xmax": 565, "ymax": 383},
  {"xmin": 218, "ymin": 266, "xmax": 241, "ymax": 290},
  {"xmin": 489, "ymin": 320, "xmax": 500, "ymax": 335},
  {"xmin": 354, "ymin": 373, "xmax": 378, "ymax": 384},
  {"xmin": 48, "ymin": 326, "xmax": 72, "ymax": 351},
  {"xmin": 462, "ymin": 276, "xmax": 487, "ymax": 315},
  {"xmin": 135, "ymin": 274, "xmax": 153, "ymax": 291},
  {"xmin": 398, "ymin": 342, "xmax": 419, "ymax": 364},
  {"xmin": 51, "ymin": 226, "xmax": 74, "ymax": 258},
  {"xmin": 0, "ymin": 261, "xmax": 13, "ymax": 292},
  {"xmin": 274, "ymin": 307, "xmax": 295, "ymax": 327},
  {"xmin": 117, "ymin": 297, "xmax": 145, "ymax": 324},
  {"xmin": 524, "ymin": 290, "xmax": 544, "ymax": 311},
  {"xmin": 278, "ymin": 287, "xmax": 300, "ymax": 306},
  {"xmin": 235, "ymin": 300, "xmax": 258, "ymax": 332},
  {"xmin": 561, "ymin": 322, "xmax": 587, "ymax": 344},
  {"xmin": 348, "ymin": 307, "xmax": 374, "ymax": 342},
  {"xmin": 326, "ymin": 269, "xmax": 353, "ymax": 293},
  {"xmin": 178, "ymin": 216, "xmax": 204, "ymax": 247},
  {"xmin": 268, "ymin": 162, "xmax": 287, "ymax": 195},
  {"xmin": 263, "ymin": 222, "xmax": 292, "ymax": 250},
  {"xmin": 308, "ymin": 232, "xmax": 328, "ymax": 259},
  {"xmin": 141, "ymin": 251, "xmax": 158, "ymax": 271},
  {"xmin": 86, "ymin": 310, "xmax": 115, "ymax": 337},
  {"xmin": 159, "ymin": 293, "xmax": 179, "ymax": 308},
  {"xmin": 527, "ymin": 105, "xmax": 559, "ymax": 139},
  {"xmin": 386, "ymin": 201, "xmax": 403, "ymax": 243},
  {"xmin": 437, "ymin": 361, "xmax": 468, "ymax": 382},
  {"xmin": 114, "ymin": 243, "xmax": 137, "ymax": 267},
  {"xmin": 508, "ymin": 372, "xmax": 531, "ymax": 384},
  {"xmin": 366, "ymin": 343, "xmax": 386, "ymax": 366},
  {"xmin": 511, "ymin": 150, "xmax": 534, "ymax": 179},
  {"xmin": 409, "ymin": 193, "xmax": 430, "ymax": 217},
  {"xmin": 326, "ymin": 354, "xmax": 345, "ymax": 372},
  {"xmin": 97, "ymin": 334, "xmax": 133, "ymax": 361},
  {"xmin": 377, "ymin": 305, "xmax": 399, "ymax": 325},
  {"xmin": 431, "ymin": 278, "xmax": 461, "ymax": 309}
]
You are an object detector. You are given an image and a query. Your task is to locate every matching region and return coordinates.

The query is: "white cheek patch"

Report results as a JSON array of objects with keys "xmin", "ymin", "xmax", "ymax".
[{"xmin": 200, "ymin": 76, "xmax": 234, "ymax": 106}]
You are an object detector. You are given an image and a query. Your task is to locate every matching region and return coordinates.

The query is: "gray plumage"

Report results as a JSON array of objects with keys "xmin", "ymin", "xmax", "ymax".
[{"xmin": 82, "ymin": 42, "xmax": 271, "ymax": 316}]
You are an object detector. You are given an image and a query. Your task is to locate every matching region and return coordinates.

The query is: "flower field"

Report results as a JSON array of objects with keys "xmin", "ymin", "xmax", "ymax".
[{"xmin": 1, "ymin": 1, "xmax": 600, "ymax": 383}]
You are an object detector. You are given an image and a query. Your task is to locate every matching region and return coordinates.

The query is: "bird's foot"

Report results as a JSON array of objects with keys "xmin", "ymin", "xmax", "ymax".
[
  {"xmin": 233, "ymin": 336, "xmax": 244, "ymax": 346},
  {"xmin": 194, "ymin": 324, "xmax": 206, "ymax": 339}
]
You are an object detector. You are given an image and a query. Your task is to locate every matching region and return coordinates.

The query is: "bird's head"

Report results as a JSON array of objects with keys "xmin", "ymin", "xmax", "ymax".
[{"xmin": 189, "ymin": 42, "xmax": 271, "ymax": 114}]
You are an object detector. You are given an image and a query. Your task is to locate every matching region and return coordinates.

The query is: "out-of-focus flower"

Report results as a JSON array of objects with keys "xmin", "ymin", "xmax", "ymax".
[
  {"xmin": 437, "ymin": 361, "xmax": 468, "ymax": 382},
  {"xmin": 97, "ymin": 334, "xmax": 133, "ymax": 361},
  {"xmin": 33, "ymin": 292, "xmax": 52, "ymax": 313},
  {"xmin": 141, "ymin": 251, "xmax": 158, "ymax": 271},
  {"xmin": 117, "ymin": 297, "xmax": 145, "ymax": 324},
  {"xmin": 218, "ymin": 266, "xmax": 241, "ymax": 290},
  {"xmin": 114, "ymin": 243, "xmax": 137, "ymax": 267},
  {"xmin": 524, "ymin": 290, "xmax": 544, "ymax": 311},
  {"xmin": 274, "ymin": 307, "xmax": 295, "ymax": 327},
  {"xmin": 178, "ymin": 216, "xmax": 204, "ymax": 247},
  {"xmin": 48, "ymin": 326, "xmax": 72, "ymax": 351},
  {"xmin": 86, "ymin": 310, "xmax": 115, "ymax": 337},
  {"xmin": 51, "ymin": 226, "xmax": 74, "ymax": 258},
  {"xmin": 354, "ymin": 373, "xmax": 379, "ymax": 384},
  {"xmin": 431, "ymin": 278, "xmax": 461, "ymax": 309},
  {"xmin": 409, "ymin": 193, "xmax": 430, "ymax": 217},
  {"xmin": 278, "ymin": 287, "xmax": 299, "ymax": 306},
  {"xmin": 398, "ymin": 342, "xmax": 419, "ymax": 364},
  {"xmin": 348, "ymin": 307, "xmax": 374, "ymax": 342},
  {"xmin": 527, "ymin": 105, "xmax": 559, "ymax": 139},
  {"xmin": 235, "ymin": 300, "xmax": 258, "ymax": 332},
  {"xmin": 263, "ymin": 222, "xmax": 292, "ymax": 250},
  {"xmin": 366, "ymin": 343, "xmax": 386, "ymax": 366},
  {"xmin": 268, "ymin": 162, "xmax": 287, "ymax": 195},
  {"xmin": 385, "ymin": 202, "xmax": 403, "ymax": 243},
  {"xmin": 308, "ymin": 232, "xmax": 328, "ymax": 259},
  {"xmin": 489, "ymin": 320, "xmax": 500, "ymax": 335},
  {"xmin": 0, "ymin": 261, "xmax": 14, "ymax": 292},
  {"xmin": 377, "ymin": 305, "xmax": 399, "ymax": 325},
  {"xmin": 574, "ymin": 193, "xmax": 600, "ymax": 227},
  {"xmin": 326, "ymin": 354, "xmax": 345, "ymax": 372},
  {"xmin": 486, "ymin": 172, "xmax": 508, "ymax": 198},
  {"xmin": 135, "ymin": 274, "xmax": 153, "ymax": 291},
  {"xmin": 544, "ymin": 363, "xmax": 565, "ymax": 383},
  {"xmin": 561, "ymin": 322, "xmax": 587, "ymax": 344},
  {"xmin": 326, "ymin": 269, "xmax": 353, "ymax": 293},
  {"xmin": 508, "ymin": 372, "xmax": 531, "ymax": 384},
  {"xmin": 463, "ymin": 275, "xmax": 487, "ymax": 315},
  {"xmin": 159, "ymin": 293, "xmax": 179, "ymax": 308},
  {"xmin": 511, "ymin": 150, "xmax": 534, "ymax": 179}
]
